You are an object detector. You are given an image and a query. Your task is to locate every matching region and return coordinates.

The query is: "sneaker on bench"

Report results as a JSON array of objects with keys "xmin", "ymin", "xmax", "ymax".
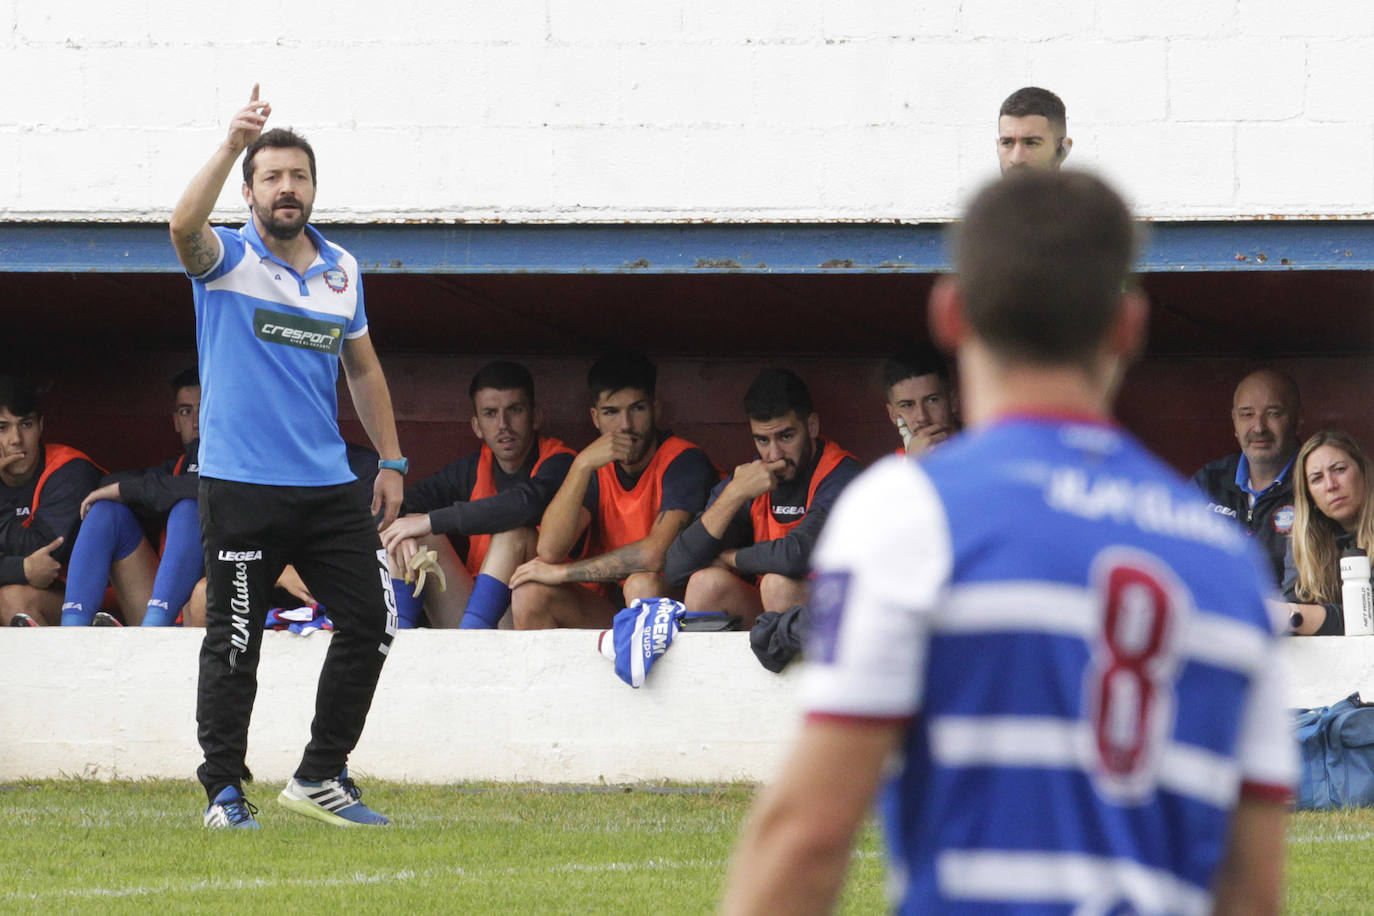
[
  {"xmin": 277, "ymin": 767, "xmax": 389, "ymax": 826},
  {"xmin": 8, "ymin": 613, "xmax": 38, "ymax": 627},
  {"xmin": 92, "ymin": 612, "xmax": 124, "ymax": 627}
]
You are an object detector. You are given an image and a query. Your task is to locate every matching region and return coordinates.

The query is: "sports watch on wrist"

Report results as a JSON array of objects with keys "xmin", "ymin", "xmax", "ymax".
[{"xmin": 378, "ymin": 457, "xmax": 409, "ymax": 475}]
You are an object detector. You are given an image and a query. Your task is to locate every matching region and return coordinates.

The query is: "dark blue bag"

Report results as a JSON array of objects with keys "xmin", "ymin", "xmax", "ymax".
[{"xmin": 1293, "ymin": 692, "xmax": 1374, "ymax": 810}]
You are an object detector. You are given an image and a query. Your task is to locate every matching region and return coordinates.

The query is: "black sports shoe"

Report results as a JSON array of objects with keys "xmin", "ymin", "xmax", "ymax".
[
  {"xmin": 8, "ymin": 613, "xmax": 38, "ymax": 627},
  {"xmin": 92, "ymin": 612, "xmax": 124, "ymax": 627}
]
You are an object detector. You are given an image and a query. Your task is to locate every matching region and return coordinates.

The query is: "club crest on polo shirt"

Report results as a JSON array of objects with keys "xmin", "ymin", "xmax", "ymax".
[
  {"xmin": 323, "ymin": 267, "xmax": 349, "ymax": 293},
  {"xmin": 1273, "ymin": 505, "xmax": 1295, "ymax": 533},
  {"xmin": 254, "ymin": 307, "xmax": 345, "ymax": 355}
]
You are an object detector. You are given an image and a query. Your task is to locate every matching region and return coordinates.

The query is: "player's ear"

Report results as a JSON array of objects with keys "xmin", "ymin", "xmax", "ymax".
[
  {"xmin": 242, "ymin": 181, "xmax": 253, "ymax": 206},
  {"xmin": 470, "ymin": 414, "xmax": 481, "ymax": 440},
  {"xmin": 1107, "ymin": 288, "xmax": 1148, "ymax": 364},
  {"xmin": 928, "ymin": 276, "xmax": 966, "ymax": 354},
  {"xmin": 1056, "ymin": 137, "xmax": 1072, "ymax": 162},
  {"xmin": 807, "ymin": 411, "xmax": 820, "ymax": 440},
  {"xmin": 532, "ymin": 404, "xmax": 544, "ymax": 432}
]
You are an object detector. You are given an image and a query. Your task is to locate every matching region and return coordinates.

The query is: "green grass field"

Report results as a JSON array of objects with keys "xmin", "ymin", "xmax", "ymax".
[{"xmin": 1, "ymin": 780, "xmax": 1368, "ymax": 914}]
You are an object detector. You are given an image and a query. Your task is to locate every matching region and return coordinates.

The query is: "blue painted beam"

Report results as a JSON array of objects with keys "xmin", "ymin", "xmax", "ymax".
[{"xmin": 0, "ymin": 220, "xmax": 1371, "ymax": 274}]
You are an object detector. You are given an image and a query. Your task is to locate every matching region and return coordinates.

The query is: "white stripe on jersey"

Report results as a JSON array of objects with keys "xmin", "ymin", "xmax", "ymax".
[
  {"xmin": 931, "ymin": 716, "xmax": 1242, "ymax": 809},
  {"xmin": 935, "ymin": 849, "xmax": 1211, "ymax": 915},
  {"xmin": 935, "ymin": 580, "xmax": 1270, "ymax": 676},
  {"xmin": 206, "ymin": 245, "xmax": 361, "ymax": 324}
]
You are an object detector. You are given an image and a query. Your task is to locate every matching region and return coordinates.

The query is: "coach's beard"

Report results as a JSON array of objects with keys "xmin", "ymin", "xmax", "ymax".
[{"xmin": 258, "ymin": 197, "xmax": 311, "ymax": 240}]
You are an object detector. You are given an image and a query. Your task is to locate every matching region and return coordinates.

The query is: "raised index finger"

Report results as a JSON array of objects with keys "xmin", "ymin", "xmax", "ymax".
[{"xmin": 249, "ymin": 82, "xmax": 259, "ymax": 103}]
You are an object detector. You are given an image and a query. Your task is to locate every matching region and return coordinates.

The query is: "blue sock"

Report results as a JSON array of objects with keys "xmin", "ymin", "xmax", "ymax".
[
  {"xmin": 62, "ymin": 500, "xmax": 144, "ymax": 626},
  {"xmin": 143, "ymin": 499, "xmax": 203, "ymax": 627},
  {"xmin": 392, "ymin": 577, "xmax": 424, "ymax": 629},
  {"xmin": 461, "ymin": 574, "xmax": 510, "ymax": 629}
]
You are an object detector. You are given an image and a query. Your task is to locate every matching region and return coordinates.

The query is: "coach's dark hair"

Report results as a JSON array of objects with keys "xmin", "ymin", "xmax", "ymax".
[
  {"xmin": 0, "ymin": 375, "xmax": 41, "ymax": 419},
  {"xmin": 469, "ymin": 360, "xmax": 536, "ymax": 405},
  {"xmin": 243, "ymin": 128, "xmax": 318, "ymax": 186},
  {"xmin": 999, "ymin": 87, "xmax": 1067, "ymax": 135},
  {"xmin": 170, "ymin": 367, "xmax": 200, "ymax": 394},
  {"xmin": 744, "ymin": 369, "xmax": 813, "ymax": 422},
  {"xmin": 883, "ymin": 345, "xmax": 950, "ymax": 393},
  {"xmin": 587, "ymin": 350, "xmax": 656, "ymax": 402},
  {"xmin": 954, "ymin": 170, "xmax": 1137, "ymax": 367}
]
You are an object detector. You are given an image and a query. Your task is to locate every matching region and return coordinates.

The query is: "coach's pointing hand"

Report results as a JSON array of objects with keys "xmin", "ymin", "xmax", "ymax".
[{"xmin": 225, "ymin": 83, "xmax": 271, "ymax": 154}]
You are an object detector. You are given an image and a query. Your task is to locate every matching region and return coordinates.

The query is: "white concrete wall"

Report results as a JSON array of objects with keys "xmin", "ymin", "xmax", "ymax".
[
  {"xmin": 0, "ymin": 1, "xmax": 1368, "ymax": 224},
  {"xmin": 0, "ymin": 629, "xmax": 802, "ymax": 783},
  {"xmin": 0, "ymin": 629, "xmax": 1365, "ymax": 784}
]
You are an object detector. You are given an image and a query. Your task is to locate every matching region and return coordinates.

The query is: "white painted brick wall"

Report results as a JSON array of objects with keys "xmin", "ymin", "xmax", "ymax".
[{"xmin": 1, "ymin": 0, "xmax": 1371, "ymax": 222}]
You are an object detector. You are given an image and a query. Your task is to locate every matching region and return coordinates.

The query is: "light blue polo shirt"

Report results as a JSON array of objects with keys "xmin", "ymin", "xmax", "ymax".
[{"xmin": 191, "ymin": 220, "xmax": 366, "ymax": 486}]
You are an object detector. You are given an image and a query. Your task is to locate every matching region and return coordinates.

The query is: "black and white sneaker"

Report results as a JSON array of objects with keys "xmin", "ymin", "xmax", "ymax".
[
  {"xmin": 8, "ymin": 613, "xmax": 38, "ymax": 627},
  {"xmin": 92, "ymin": 612, "xmax": 124, "ymax": 627},
  {"xmin": 277, "ymin": 767, "xmax": 389, "ymax": 826}
]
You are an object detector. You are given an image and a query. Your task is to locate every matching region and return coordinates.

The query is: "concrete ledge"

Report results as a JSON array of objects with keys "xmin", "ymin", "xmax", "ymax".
[
  {"xmin": 1284, "ymin": 636, "xmax": 1374, "ymax": 709},
  {"xmin": 2, "ymin": 632, "xmax": 1365, "ymax": 784},
  {"xmin": 0, "ymin": 629, "xmax": 801, "ymax": 783}
]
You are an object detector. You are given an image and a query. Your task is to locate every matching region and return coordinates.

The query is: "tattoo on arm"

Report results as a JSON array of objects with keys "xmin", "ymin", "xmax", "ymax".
[
  {"xmin": 562, "ymin": 544, "xmax": 649, "ymax": 584},
  {"xmin": 186, "ymin": 228, "xmax": 217, "ymax": 274}
]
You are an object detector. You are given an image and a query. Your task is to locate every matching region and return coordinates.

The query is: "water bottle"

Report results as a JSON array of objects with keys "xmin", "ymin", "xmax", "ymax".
[{"xmin": 1340, "ymin": 549, "xmax": 1374, "ymax": 636}]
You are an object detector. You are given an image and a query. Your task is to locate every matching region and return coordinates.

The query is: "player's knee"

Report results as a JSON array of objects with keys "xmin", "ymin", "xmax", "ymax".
[
  {"xmin": 623, "ymin": 572, "xmax": 668, "ymax": 603},
  {"xmin": 487, "ymin": 526, "xmax": 537, "ymax": 567},
  {"xmin": 759, "ymin": 573, "xmax": 807, "ymax": 611},
  {"xmin": 684, "ymin": 566, "xmax": 738, "ymax": 609},
  {"xmin": 185, "ymin": 578, "xmax": 208, "ymax": 628},
  {"xmin": 510, "ymin": 582, "xmax": 556, "ymax": 630}
]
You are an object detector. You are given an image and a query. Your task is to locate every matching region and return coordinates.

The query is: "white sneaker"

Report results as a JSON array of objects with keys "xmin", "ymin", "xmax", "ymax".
[{"xmin": 277, "ymin": 768, "xmax": 389, "ymax": 826}]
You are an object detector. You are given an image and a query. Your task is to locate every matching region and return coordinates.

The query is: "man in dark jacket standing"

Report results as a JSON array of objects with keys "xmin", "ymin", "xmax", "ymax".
[{"xmin": 1192, "ymin": 368, "xmax": 1301, "ymax": 586}]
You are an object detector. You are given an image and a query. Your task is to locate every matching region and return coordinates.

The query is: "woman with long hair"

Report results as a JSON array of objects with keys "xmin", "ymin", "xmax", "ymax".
[{"xmin": 1284, "ymin": 430, "xmax": 1374, "ymax": 635}]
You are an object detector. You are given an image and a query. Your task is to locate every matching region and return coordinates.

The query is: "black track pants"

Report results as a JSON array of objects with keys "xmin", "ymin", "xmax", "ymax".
[{"xmin": 195, "ymin": 477, "xmax": 397, "ymax": 800}]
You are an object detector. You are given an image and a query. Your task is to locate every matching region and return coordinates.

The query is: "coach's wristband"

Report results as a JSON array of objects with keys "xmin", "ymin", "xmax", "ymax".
[{"xmin": 378, "ymin": 457, "xmax": 409, "ymax": 475}]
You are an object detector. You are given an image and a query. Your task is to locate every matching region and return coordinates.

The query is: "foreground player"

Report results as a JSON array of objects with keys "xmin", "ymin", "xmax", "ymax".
[
  {"xmin": 722, "ymin": 172, "xmax": 1291, "ymax": 915},
  {"xmin": 170, "ymin": 85, "xmax": 404, "ymax": 829}
]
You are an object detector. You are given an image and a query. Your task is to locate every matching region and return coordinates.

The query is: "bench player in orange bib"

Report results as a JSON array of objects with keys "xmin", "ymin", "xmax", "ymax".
[
  {"xmin": 509, "ymin": 351, "xmax": 718, "ymax": 629},
  {"xmin": 665, "ymin": 369, "xmax": 860, "ymax": 629},
  {"xmin": 380, "ymin": 361, "xmax": 575, "ymax": 628}
]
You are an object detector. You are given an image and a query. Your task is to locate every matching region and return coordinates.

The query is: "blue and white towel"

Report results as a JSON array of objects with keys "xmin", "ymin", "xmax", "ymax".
[{"xmin": 597, "ymin": 598, "xmax": 686, "ymax": 688}]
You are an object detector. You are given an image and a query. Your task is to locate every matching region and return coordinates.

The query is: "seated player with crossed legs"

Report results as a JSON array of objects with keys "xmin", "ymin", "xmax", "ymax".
[
  {"xmin": 509, "ymin": 351, "xmax": 718, "ymax": 629},
  {"xmin": 62, "ymin": 368, "xmax": 203, "ymax": 626},
  {"xmin": 380, "ymin": 361, "xmax": 575, "ymax": 629},
  {"xmin": 665, "ymin": 369, "xmax": 860, "ymax": 629}
]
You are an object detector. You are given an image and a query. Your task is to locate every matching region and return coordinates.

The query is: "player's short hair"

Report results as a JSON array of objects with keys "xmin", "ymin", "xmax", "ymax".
[
  {"xmin": 587, "ymin": 350, "xmax": 656, "ymax": 403},
  {"xmin": 469, "ymin": 360, "xmax": 535, "ymax": 405},
  {"xmin": 999, "ymin": 87, "xmax": 1067, "ymax": 135},
  {"xmin": 170, "ymin": 367, "xmax": 200, "ymax": 394},
  {"xmin": 883, "ymin": 345, "xmax": 950, "ymax": 394},
  {"xmin": 743, "ymin": 368, "xmax": 813, "ymax": 422},
  {"xmin": 243, "ymin": 128, "xmax": 318, "ymax": 186},
  {"xmin": 0, "ymin": 375, "xmax": 41, "ymax": 419},
  {"xmin": 955, "ymin": 170, "xmax": 1137, "ymax": 367}
]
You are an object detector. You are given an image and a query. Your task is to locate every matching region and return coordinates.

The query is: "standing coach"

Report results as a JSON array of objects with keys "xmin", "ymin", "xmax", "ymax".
[{"xmin": 170, "ymin": 85, "xmax": 405, "ymax": 830}]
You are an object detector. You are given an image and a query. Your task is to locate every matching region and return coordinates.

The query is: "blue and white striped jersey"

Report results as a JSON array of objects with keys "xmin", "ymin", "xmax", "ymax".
[
  {"xmin": 190, "ymin": 220, "xmax": 368, "ymax": 487},
  {"xmin": 804, "ymin": 414, "xmax": 1294, "ymax": 915}
]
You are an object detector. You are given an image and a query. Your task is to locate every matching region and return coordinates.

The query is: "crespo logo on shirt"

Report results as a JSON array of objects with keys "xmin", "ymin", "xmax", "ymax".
[{"xmin": 254, "ymin": 308, "xmax": 345, "ymax": 355}]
